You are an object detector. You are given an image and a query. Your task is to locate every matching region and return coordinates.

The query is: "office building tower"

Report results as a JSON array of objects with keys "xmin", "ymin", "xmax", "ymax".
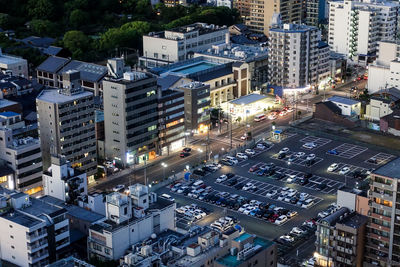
[
  {"xmin": 36, "ymin": 70, "xmax": 97, "ymax": 180},
  {"xmin": 245, "ymin": 0, "xmax": 304, "ymax": 35},
  {"xmin": 0, "ymin": 112, "xmax": 43, "ymax": 195},
  {"xmin": 103, "ymin": 59, "xmax": 159, "ymax": 166},
  {"xmin": 328, "ymin": 0, "xmax": 399, "ymax": 62}
]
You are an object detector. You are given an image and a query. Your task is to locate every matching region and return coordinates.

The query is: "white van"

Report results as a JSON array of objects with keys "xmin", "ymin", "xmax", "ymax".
[
  {"xmin": 192, "ymin": 180, "xmax": 204, "ymax": 189},
  {"xmin": 254, "ymin": 114, "xmax": 266, "ymax": 122},
  {"xmin": 210, "ymin": 221, "xmax": 225, "ymax": 231},
  {"xmin": 302, "ymin": 199, "xmax": 314, "ymax": 208},
  {"xmin": 160, "ymin": 194, "xmax": 175, "ymax": 202}
]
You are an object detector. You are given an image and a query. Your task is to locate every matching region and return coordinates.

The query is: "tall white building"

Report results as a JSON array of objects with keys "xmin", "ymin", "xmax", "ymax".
[
  {"xmin": 0, "ymin": 187, "xmax": 70, "ymax": 266},
  {"xmin": 268, "ymin": 24, "xmax": 328, "ymax": 91},
  {"xmin": 43, "ymin": 155, "xmax": 87, "ymax": 204},
  {"xmin": 140, "ymin": 23, "xmax": 229, "ymax": 67},
  {"xmin": 88, "ymin": 184, "xmax": 175, "ymax": 261},
  {"xmin": 36, "ymin": 70, "xmax": 97, "ymax": 180},
  {"xmin": 0, "ymin": 112, "xmax": 43, "ymax": 195},
  {"xmin": 328, "ymin": 0, "xmax": 399, "ymax": 61}
]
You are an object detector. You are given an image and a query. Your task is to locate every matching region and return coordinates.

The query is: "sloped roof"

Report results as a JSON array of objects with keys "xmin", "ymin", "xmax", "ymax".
[
  {"xmin": 157, "ymin": 75, "xmax": 182, "ymax": 90},
  {"xmin": 317, "ymin": 101, "xmax": 342, "ymax": 114},
  {"xmin": 36, "ymin": 56, "xmax": 70, "ymax": 72}
]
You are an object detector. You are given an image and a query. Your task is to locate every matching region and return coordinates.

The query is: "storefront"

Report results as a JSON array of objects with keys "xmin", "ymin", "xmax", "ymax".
[{"xmin": 223, "ymin": 93, "xmax": 275, "ymax": 121}]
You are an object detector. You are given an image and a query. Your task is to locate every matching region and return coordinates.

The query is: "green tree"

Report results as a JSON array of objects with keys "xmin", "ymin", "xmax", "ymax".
[
  {"xmin": 30, "ymin": 19, "xmax": 57, "ymax": 36},
  {"xmin": 69, "ymin": 9, "xmax": 87, "ymax": 29},
  {"xmin": 28, "ymin": 0, "xmax": 55, "ymax": 20},
  {"xmin": 0, "ymin": 13, "xmax": 9, "ymax": 29},
  {"xmin": 63, "ymin": 30, "xmax": 91, "ymax": 59}
]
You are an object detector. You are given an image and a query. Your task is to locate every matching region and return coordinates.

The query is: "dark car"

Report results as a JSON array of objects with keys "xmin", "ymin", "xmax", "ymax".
[
  {"xmin": 180, "ymin": 152, "xmax": 191, "ymax": 158},
  {"xmin": 193, "ymin": 169, "xmax": 206, "ymax": 176},
  {"xmin": 227, "ymin": 199, "xmax": 237, "ymax": 208},
  {"xmin": 274, "ymin": 173, "xmax": 286, "ymax": 180},
  {"xmin": 278, "ymin": 153, "xmax": 286, "ymax": 159},
  {"xmin": 182, "ymin": 147, "xmax": 192, "ymax": 153},
  {"xmin": 278, "ymin": 209, "xmax": 290, "ymax": 215},
  {"xmin": 328, "ymin": 149, "xmax": 339, "ymax": 155},
  {"xmin": 256, "ymin": 209, "xmax": 266, "ymax": 218},
  {"xmin": 290, "ymin": 196, "xmax": 299, "ymax": 204},
  {"xmin": 227, "ymin": 178, "xmax": 238, "ymax": 186},
  {"xmin": 235, "ymin": 183, "xmax": 244, "ymax": 190},
  {"xmin": 183, "ymin": 188, "xmax": 192, "ymax": 195},
  {"xmin": 303, "ymin": 173, "xmax": 312, "ymax": 179},
  {"xmin": 316, "ymin": 183, "xmax": 327, "ymax": 191},
  {"xmin": 226, "ymin": 173, "xmax": 235, "ymax": 179},
  {"xmin": 210, "ymin": 195, "xmax": 220, "ymax": 203},
  {"xmin": 265, "ymin": 169, "xmax": 275, "ymax": 176},
  {"xmin": 353, "ymin": 170, "xmax": 368, "ymax": 179},
  {"xmin": 299, "ymin": 178, "xmax": 309, "ymax": 185},
  {"xmin": 204, "ymin": 193, "xmax": 215, "ymax": 202},
  {"xmin": 367, "ymin": 157, "xmax": 378, "ymax": 164},
  {"xmin": 305, "ymin": 159, "xmax": 315, "ymax": 166},
  {"xmin": 263, "ymin": 211, "xmax": 274, "ymax": 220},
  {"xmin": 256, "ymin": 169, "xmax": 265, "ymax": 176}
]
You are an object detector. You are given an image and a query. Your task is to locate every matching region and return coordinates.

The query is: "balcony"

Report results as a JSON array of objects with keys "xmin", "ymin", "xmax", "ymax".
[
  {"xmin": 367, "ymin": 233, "xmax": 390, "ymax": 243},
  {"xmin": 27, "ymin": 240, "xmax": 48, "ymax": 253},
  {"xmin": 370, "ymin": 211, "xmax": 391, "ymax": 222},
  {"xmin": 26, "ymin": 231, "xmax": 47, "ymax": 242},
  {"xmin": 28, "ymin": 250, "xmax": 49, "ymax": 264},
  {"xmin": 369, "ymin": 222, "xmax": 391, "ymax": 233}
]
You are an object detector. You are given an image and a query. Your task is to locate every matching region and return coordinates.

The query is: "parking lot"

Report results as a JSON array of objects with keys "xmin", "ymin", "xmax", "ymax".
[{"xmin": 156, "ymin": 129, "xmax": 396, "ymax": 243}]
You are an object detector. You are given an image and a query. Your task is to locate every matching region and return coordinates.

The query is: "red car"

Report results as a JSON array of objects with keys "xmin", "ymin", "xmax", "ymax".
[
  {"xmin": 249, "ymin": 163, "xmax": 262, "ymax": 172},
  {"xmin": 180, "ymin": 152, "xmax": 190, "ymax": 158}
]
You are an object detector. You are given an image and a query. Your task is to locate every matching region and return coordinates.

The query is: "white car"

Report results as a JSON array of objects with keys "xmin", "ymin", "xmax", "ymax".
[
  {"xmin": 242, "ymin": 182, "xmax": 256, "ymax": 191},
  {"xmin": 275, "ymin": 215, "xmax": 288, "ymax": 225},
  {"xmin": 240, "ymin": 134, "xmax": 247, "ymax": 140},
  {"xmin": 113, "ymin": 184, "xmax": 125, "ymax": 192},
  {"xmin": 266, "ymin": 190, "xmax": 278, "ymax": 198},
  {"xmin": 299, "ymin": 192, "xmax": 309, "ymax": 200},
  {"xmin": 279, "ymin": 147, "xmax": 290, "ymax": 154},
  {"xmin": 249, "ymin": 200, "xmax": 261, "ymax": 206},
  {"xmin": 194, "ymin": 209, "xmax": 206, "ymax": 218},
  {"xmin": 318, "ymin": 211, "xmax": 330, "ymax": 218},
  {"xmin": 238, "ymin": 204, "xmax": 251, "ymax": 213},
  {"xmin": 339, "ymin": 167, "xmax": 351, "ymax": 175},
  {"xmin": 286, "ymin": 175, "xmax": 296, "ymax": 183},
  {"xmin": 176, "ymin": 207, "xmax": 187, "ymax": 214},
  {"xmin": 256, "ymin": 143, "xmax": 266, "ymax": 150},
  {"xmin": 225, "ymin": 156, "xmax": 239, "ymax": 164},
  {"xmin": 245, "ymin": 149, "xmax": 255, "ymax": 155},
  {"xmin": 282, "ymin": 187, "xmax": 290, "ymax": 191},
  {"xmin": 216, "ymin": 175, "xmax": 228, "ymax": 183},
  {"xmin": 243, "ymin": 206, "xmax": 256, "ymax": 215},
  {"xmin": 236, "ymin": 153, "xmax": 248, "ymax": 159},
  {"xmin": 277, "ymin": 193, "xmax": 287, "ymax": 201},
  {"xmin": 177, "ymin": 186, "xmax": 188, "ymax": 194},
  {"xmin": 288, "ymin": 188, "xmax": 297, "ymax": 194},
  {"xmin": 302, "ymin": 142, "xmax": 317, "ymax": 149},
  {"xmin": 280, "ymin": 235, "xmax": 294, "ymax": 242},
  {"xmin": 327, "ymin": 163, "xmax": 339, "ymax": 172},
  {"xmin": 290, "ymin": 227, "xmax": 305, "ymax": 235},
  {"xmin": 295, "ymin": 152, "xmax": 305, "ymax": 158},
  {"xmin": 268, "ymin": 114, "xmax": 277, "ymax": 120},
  {"xmin": 306, "ymin": 154, "xmax": 316, "ymax": 161},
  {"xmin": 287, "ymin": 211, "xmax": 298, "ymax": 218}
]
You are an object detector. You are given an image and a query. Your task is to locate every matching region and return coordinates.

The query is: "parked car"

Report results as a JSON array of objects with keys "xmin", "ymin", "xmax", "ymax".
[
  {"xmin": 113, "ymin": 184, "xmax": 125, "ymax": 192},
  {"xmin": 227, "ymin": 178, "xmax": 238, "ymax": 186},
  {"xmin": 327, "ymin": 163, "xmax": 339, "ymax": 172},
  {"xmin": 225, "ymin": 156, "xmax": 239, "ymax": 164},
  {"xmin": 288, "ymin": 155, "xmax": 297, "ymax": 162},
  {"xmin": 287, "ymin": 211, "xmax": 298, "ymax": 218},
  {"xmin": 279, "ymin": 147, "xmax": 290, "ymax": 154},
  {"xmin": 327, "ymin": 149, "xmax": 339, "ymax": 155},
  {"xmin": 236, "ymin": 153, "xmax": 248, "ymax": 159},
  {"xmin": 256, "ymin": 143, "xmax": 266, "ymax": 150},
  {"xmin": 216, "ymin": 175, "xmax": 228, "ymax": 183},
  {"xmin": 295, "ymin": 152, "xmax": 305, "ymax": 158},
  {"xmin": 242, "ymin": 183, "xmax": 256, "ymax": 191},
  {"xmin": 220, "ymin": 159, "xmax": 234, "ymax": 166},
  {"xmin": 278, "ymin": 153, "xmax": 286, "ymax": 159},
  {"xmin": 303, "ymin": 142, "xmax": 317, "ymax": 149},
  {"xmin": 339, "ymin": 167, "xmax": 351, "ymax": 175},
  {"xmin": 306, "ymin": 154, "xmax": 316, "ymax": 161},
  {"xmin": 245, "ymin": 149, "xmax": 256, "ymax": 155},
  {"xmin": 266, "ymin": 190, "xmax": 278, "ymax": 198},
  {"xmin": 275, "ymin": 215, "xmax": 288, "ymax": 225}
]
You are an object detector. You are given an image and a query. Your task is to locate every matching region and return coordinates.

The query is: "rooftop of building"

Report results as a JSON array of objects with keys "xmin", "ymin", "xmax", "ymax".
[
  {"xmin": 7, "ymin": 136, "xmax": 40, "ymax": 150},
  {"xmin": 47, "ymin": 256, "xmax": 94, "ymax": 267},
  {"xmin": 37, "ymin": 88, "xmax": 93, "ymax": 104},
  {"xmin": 152, "ymin": 57, "xmax": 225, "ymax": 77},
  {"xmin": 197, "ymin": 43, "xmax": 267, "ymax": 62},
  {"xmin": 328, "ymin": 96, "xmax": 360, "ymax": 106},
  {"xmin": 230, "ymin": 93, "xmax": 268, "ymax": 105},
  {"xmin": 0, "ymin": 52, "xmax": 26, "ymax": 65},
  {"xmin": 337, "ymin": 212, "xmax": 368, "ymax": 228},
  {"xmin": 0, "ymin": 73, "xmax": 32, "ymax": 88},
  {"xmin": 373, "ymin": 157, "xmax": 400, "ymax": 179},
  {"xmin": 24, "ymin": 197, "xmax": 67, "ymax": 219},
  {"xmin": 1, "ymin": 210, "xmax": 44, "ymax": 228},
  {"xmin": 270, "ymin": 23, "xmax": 318, "ymax": 33},
  {"xmin": 21, "ymin": 36, "xmax": 55, "ymax": 48},
  {"xmin": 371, "ymin": 87, "xmax": 400, "ymax": 102},
  {"xmin": 39, "ymin": 196, "xmax": 104, "ymax": 223},
  {"xmin": 90, "ymin": 197, "xmax": 174, "ymax": 233},
  {"xmin": 0, "ymin": 111, "xmax": 19, "ymax": 118},
  {"xmin": 320, "ymin": 207, "xmax": 350, "ymax": 226},
  {"xmin": 37, "ymin": 56, "xmax": 69, "ymax": 73},
  {"xmin": 216, "ymin": 235, "xmax": 275, "ymax": 267},
  {"xmin": 157, "ymin": 74, "xmax": 183, "ymax": 91},
  {"xmin": 0, "ymin": 98, "xmax": 18, "ymax": 109},
  {"xmin": 147, "ymin": 23, "xmax": 227, "ymax": 39}
]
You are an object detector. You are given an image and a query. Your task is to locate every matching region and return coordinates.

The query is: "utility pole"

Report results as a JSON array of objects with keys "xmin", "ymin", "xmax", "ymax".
[{"xmin": 230, "ymin": 110, "xmax": 233, "ymax": 149}]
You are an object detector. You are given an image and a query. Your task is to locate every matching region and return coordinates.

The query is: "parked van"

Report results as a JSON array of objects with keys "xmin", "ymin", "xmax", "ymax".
[
  {"xmin": 254, "ymin": 114, "xmax": 266, "ymax": 122},
  {"xmin": 302, "ymin": 199, "xmax": 314, "ymax": 208},
  {"xmin": 192, "ymin": 189, "xmax": 205, "ymax": 198}
]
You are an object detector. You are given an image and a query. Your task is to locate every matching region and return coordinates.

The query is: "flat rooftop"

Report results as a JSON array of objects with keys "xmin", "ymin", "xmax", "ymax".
[
  {"xmin": 230, "ymin": 94, "xmax": 268, "ymax": 105},
  {"xmin": 0, "ymin": 98, "xmax": 18, "ymax": 109},
  {"xmin": 37, "ymin": 88, "xmax": 93, "ymax": 104},
  {"xmin": 338, "ymin": 213, "xmax": 368, "ymax": 228},
  {"xmin": 0, "ymin": 54, "xmax": 25, "ymax": 65},
  {"xmin": 373, "ymin": 157, "xmax": 400, "ymax": 179},
  {"xmin": 328, "ymin": 96, "xmax": 360, "ymax": 106},
  {"xmin": 1, "ymin": 211, "xmax": 43, "ymax": 228},
  {"xmin": 216, "ymin": 236, "xmax": 275, "ymax": 267}
]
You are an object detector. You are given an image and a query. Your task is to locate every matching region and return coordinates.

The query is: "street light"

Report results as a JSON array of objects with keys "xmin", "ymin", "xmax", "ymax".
[
  {"xmin": 161, "ymin": 162, "xmax": 167, "ymax": 180},
  {"xmin": 186, "ymin": 165, "xmax": 190, "ymax": 171}
]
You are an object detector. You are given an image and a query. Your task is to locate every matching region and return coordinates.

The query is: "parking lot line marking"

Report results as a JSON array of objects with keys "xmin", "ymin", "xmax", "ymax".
[
  {"xmin": 241, "ymin": 163, "xmax": 250, "ymax": 168},
  {"xmin": 365, "ymin": 153, "xmax": 396, "ymax": 165},
  {"xmin": 328, "ymin": 143, "xmax": 368, "ymax": 159}
]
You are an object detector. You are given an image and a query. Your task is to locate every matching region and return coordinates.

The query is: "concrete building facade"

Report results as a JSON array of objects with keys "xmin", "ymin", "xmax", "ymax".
[
  {"xmin": 0, "ymin": 49, "xmax": 28, "ymax": 77},
  {"xmin": 36, "ymin": 71, "xmax": 97, "ymax": 180},
  {"xmin": 103, "ymin": 59, "xmax": 159, "ymax": 166},
  {"xmin": 328, "ymin": 0, "xmax": 399, "ymax": 61},
  {"xmin": 140, "ymin": 23, "xmax": 229, "ymax": 67}
]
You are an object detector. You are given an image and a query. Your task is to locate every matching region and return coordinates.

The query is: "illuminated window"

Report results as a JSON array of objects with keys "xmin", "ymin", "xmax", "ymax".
[
  {"xmin": 0, "ymin": 175, "xmax": 7, "ymax": 183},
  {"xmin": 147, "ymin": 90, "xmax": 156, "ymax": 97}
]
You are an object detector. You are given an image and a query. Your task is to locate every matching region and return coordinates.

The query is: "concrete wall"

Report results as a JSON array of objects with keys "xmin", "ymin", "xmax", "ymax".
[
  {"xmin": 337, "ymin": 190, "xmax": 356, "ymax": 211},
  {"xmin": 367, "ymin": 64, "xmax": 390, "ymax": 94}
]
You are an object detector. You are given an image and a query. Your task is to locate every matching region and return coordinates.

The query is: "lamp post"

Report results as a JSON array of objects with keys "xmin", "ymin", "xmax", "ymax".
[{"xmin": 161, "ymin": 162, "xmax": 167, "ymax": 180}]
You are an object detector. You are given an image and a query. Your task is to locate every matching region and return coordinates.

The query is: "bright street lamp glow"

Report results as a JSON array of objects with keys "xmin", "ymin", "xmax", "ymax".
[
  {"xmin": 198, "ymin": 149, "xmax": 203, "ymax": 153},
  {"xmin": 186, "ymin": 165, "xmax": 190, "ymax": 170},
  {"xmin": 161, "ymin": 162, "xmax": 167, "ymax": 168}
]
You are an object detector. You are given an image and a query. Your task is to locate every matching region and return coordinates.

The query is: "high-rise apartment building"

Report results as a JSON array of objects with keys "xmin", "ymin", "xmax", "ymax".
[
  {"xmin": 0, "ymin": 112, "xmax": 43, "ymax": 195},
  {"xmin": 328, "ymin": 0, "xmax": 399, "ymax": 62},
  {"xmin": 268, "ymin": 24, "xmax": 326, "ymax": 90},
  {"xmin": 364, "ymin": 158, "xmax": 400, "ymax": 266},
  {"xmin": 36, "ymin": 70, "xmax": 97, "ymax": 180},
  {"xmin": 103, "ymin": 59, "xmax": 159, "ymax": 167},
  {"xmin": 0, "ymin": 187, "xmax": 70, "ymax": 266},
  {"xmin": 245, "ymin": 0, "xmax": 304, "ymax": 35}
]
